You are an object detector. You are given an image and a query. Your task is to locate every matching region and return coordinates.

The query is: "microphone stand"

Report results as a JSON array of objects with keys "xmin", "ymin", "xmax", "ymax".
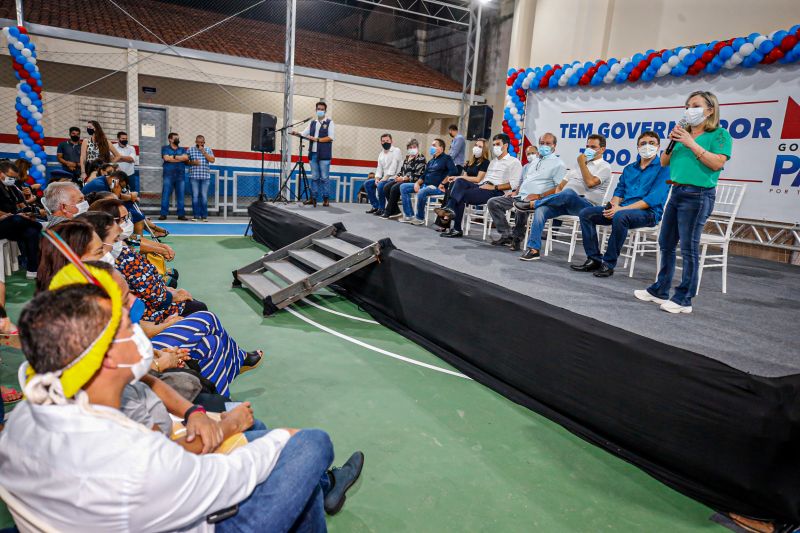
[{"xmin": 272, "ymin": 117, "xmax": 312, "ymax": 203}]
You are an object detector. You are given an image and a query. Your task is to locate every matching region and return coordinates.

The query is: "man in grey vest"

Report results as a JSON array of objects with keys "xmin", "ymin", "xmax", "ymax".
[{"xmin": 293, "ymin": 101, "xmax": 335, "ymax": 207}]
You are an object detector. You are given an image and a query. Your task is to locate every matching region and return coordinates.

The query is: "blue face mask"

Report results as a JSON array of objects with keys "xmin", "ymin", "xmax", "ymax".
[
  {"xmin": 129, "ymin": 297, "xmax": 146, "ymax": 324},
  {"xmin": 583, "ymin": 148, "xmax": 597, "ymax": 160},
  {"xmin": 538, "ymin": 145, "xmax": 552, "ymax": 157},
  {"xmin": 316, "ymin": 110, "xmax": 325, "ymax": 118},
  {"xmin": 429, "ymin": 146, "xmax": 437, "ymax": 156}
]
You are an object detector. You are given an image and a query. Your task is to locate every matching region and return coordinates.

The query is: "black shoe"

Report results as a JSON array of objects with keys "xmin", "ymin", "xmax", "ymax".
[
  {"xmin": 177, "ymin": 216, "xmax": 188, "ymax": 221},
  {"xmin": 373, "ymin": 209, "xmax": 384, "ymax": 216},
  {"xmin": 519, "ymin": 249, "xmax": 540, "ymax": 261},
  {"xmin": 434, "ymin": 207, "xmax": 455, "ymax": 219},
  {"xmin": 324, "ymin": 451, "xmax": 365, "ymax": 515},
  {"xmin": 366, "ymin": 207, "xmax": 378, "ymax": 214},
  {"xmin": 239, "ymin": 350, "xmax": 263, "ymax": 374},
  {"xmin": 513, "ymin": 200, "xmax": 535, "ymax": 212},
  {"xmin": 491, "ymin": 235, "xmax": 513, "ymax": 246},
  {"xmin": 509, "ymin": 238, "xmax": 522, "ymax": 251},
  {"xmin": 593, "ymin": 264, "xmax": 614, "ymax": 277},
  {"xmin": 323, "ymin": 198, "xmax": 330, "ymax": 207},
  {"xmin": 302, "ymin": 199, "xmax": 314, "ymax": 205},
  {"xmin": 158, "ymin": 215, "xmax": 167, "ymax": 221},
  {"xmin": 570, "ymin": 259, "xmax": 602, "ymax": 272},
  {"xmin": 441, "ymin": 229, "xmax": 463, "ymax": 238}
]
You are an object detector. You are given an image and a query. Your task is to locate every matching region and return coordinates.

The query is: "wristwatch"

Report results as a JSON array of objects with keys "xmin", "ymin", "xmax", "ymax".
[
  {"xmin": 493, "ymin": 184, "xmax": 499, "ymax": 191},
  {"xmin": 183, "ymin": 405, "xmax": 207, "ymax": 425}
]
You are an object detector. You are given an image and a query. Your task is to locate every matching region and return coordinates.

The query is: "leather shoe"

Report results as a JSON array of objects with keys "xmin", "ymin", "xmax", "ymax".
[
  {"xmin": 239, "ymin": 350, "xmax": 263, "ymax": 374},
  {"xmin": 491, "ymin": 236, "xmax": 513, "ymax": 246},
  {"xmin": 509, "ymin": 238, "xmax": 522, "ymax": 251},
  {"xmin": 513, "ymin": 200, "xmax": 535, "ymax": 212},
  {"xmin": 570, "ymin": 259, "xmax": 601, "ymax": 272},
  {"xmin": 441, "ymin": 229, "xmax": 463, "ymax": 238},
  {"xmin": 434, "ymin": 207, "xmax": 455, "ymax": 219},
  {"xmin": 323, "ymin": 198, "xmax": 330, "ymax": 207},
  {"xmin": 324, "ymin": 451, "xmax": 365, "ymax": 515},
  {"xmin": 593, "ymin": 263, "xmax": 614, "ymax": 277}
]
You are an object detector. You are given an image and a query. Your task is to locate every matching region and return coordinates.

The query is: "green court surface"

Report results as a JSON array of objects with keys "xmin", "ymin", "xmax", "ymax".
[{"xmin": 0, "ymin": 236, "xmax": 726, "ymax": 532}]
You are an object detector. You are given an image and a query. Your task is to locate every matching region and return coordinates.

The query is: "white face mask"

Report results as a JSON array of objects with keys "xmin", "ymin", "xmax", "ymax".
[
  {"xmin": 110, "ymin": 240, "xmax": 125, "ymax": 258},
  {"xmin": 120, "ymin": 220, "xmax": 134, "ymax": 239},
  {"xmin": 74, "ymin": 200, "xmax": 90, "ymax": 215},
  {"xmin": 113, "ymin": 324, "xmax": 154, "ymax": 383},
  {"xmin": 408, "ymin": 147, "xmax": 418, "ymax": 156},
  {"xmin": 2, "ymin": 177, "xmax": 16, "ymax": 186},
  {"xmin": 472, "ymin": 146, "xmax": 483, "ymax": 158},
  {"xmin": 526, "ymin": 153, "xmax": 537, "ymax": 163},
  {"xmin": 492, "ymin": 145, "xmax": 504, "ymax": 158},
  {"xmin": 638, "ymin": 144, "xmax": 659, "ymax": 159},
  {"xmin": 100, "ymin": 252, "xmax": 116, "ymax": 266},
  {"xmin": 683, "ymin": 107, "xmax": 707, "ymax": 126}
]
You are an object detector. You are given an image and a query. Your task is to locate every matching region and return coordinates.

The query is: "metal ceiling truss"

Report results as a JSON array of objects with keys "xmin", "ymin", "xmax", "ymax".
[{"xmin": 352, "ymin": 0, "xmax": 472, "ymax": 26}]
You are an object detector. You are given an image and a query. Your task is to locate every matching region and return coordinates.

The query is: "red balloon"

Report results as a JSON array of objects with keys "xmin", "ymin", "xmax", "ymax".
[
  {"xmin": 538, "ymin": 78, "xmax": 548, "ymax": 89},
  {"xmin": 646, "ymin": 52, "xmax": 659, "ymax": 62},
  {"xmin": 701, "ymin": 50, "xmax": 715, "ymax": 63},
  {"xmin": 712, "ymin": 42, "xmax": 726, "ymax": 52},
  {"xmin": 629, "ymin": 70, "xmax": 641, "ymax": 82},
  {"xmin": 29, "ymin": 131, "xmax": 39, "ymax": 140},
  {"xmin": 21, "ymin": 124, "xmax": 31, "ymax": 132},
  {"xmin": 506, "ymin": 78, "xmax": 513, "ymax": 87},
  {"xmin": 16, "ymin": 116, "xmax": 25, "ymax": 125},
  {"xmin": 637, "ymin": 60, "xmax": 648, "ymax": 70},
  {"xmin": 17, "ymin": 26, "xmax": 27, "ymax": 34},
  {"xmin": 780, "ymin": 35, "xmax": 798, "ymax": 52},
  {"xmin": 765, "ymin": 48, "xmax": 784, "ymax": 63}
]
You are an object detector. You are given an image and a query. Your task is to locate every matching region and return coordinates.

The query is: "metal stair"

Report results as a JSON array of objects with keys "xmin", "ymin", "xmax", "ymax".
[{"xmin": 233, "ymin": 226, "xmax": 380, "ymax": 315}]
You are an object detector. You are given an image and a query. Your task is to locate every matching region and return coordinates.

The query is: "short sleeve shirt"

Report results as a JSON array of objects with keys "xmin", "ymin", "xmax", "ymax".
[
  {"xmin": 562, "ymin": 158, "xmax": 613, "ymax": 205},
  {"xmin": 81, "ymin": 177, "xmax": 111, "ymax": 195},
  {"xmin": 463, "ymin": 158, "xmax": 489, "ymax": 178},
  {"xmin": 187, "ymin": 146, "xmax": 214, "ymax": 180},
  {"xmin": 669, "ymin": 128, "xmax": 733, "ymax": 188},
  {"xmin": 161, "ymin": 145, "xmax": 187, "ymax": 177},
  {"xmin": 57, "ymin": 141, "xmax": 81, "ymax": 169}
]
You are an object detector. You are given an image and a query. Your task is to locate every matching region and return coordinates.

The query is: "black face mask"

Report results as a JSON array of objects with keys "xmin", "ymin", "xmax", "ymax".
[
  {"xmin": 70, "ymin": 135, "xmax": 80, "ymax": 142},
  {"xmin": 381, "ymin": 142, "xmax": 391, "ymax": 150},
  {"xmin": 119, "ymin": 140, "xmax": 128, "ymax": 147},
  {"xmin": 172, "ymin": 138, "xmax": 180, "ymax": 145},
  {"xmin": 86, "ymin": 128, "xmax": 95, "ymax": 136}
]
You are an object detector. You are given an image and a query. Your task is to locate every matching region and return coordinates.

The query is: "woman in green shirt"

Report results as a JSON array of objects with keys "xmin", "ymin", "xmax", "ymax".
[{"xmin": 634, "ymin": 90, "xmax": 733, "ymax": 314}]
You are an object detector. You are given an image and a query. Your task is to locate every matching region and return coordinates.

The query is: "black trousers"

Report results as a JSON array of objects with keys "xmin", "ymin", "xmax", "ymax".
[
  {"xmin": 383, "ymin": 180, "xmax": 404, "ymax": 216},
  {"xmin": 0, "ymin": 214, "xmax": 41, "ymax": 273},
  {"xmin": 180, "ymin": 299, "xmax": 209, "ymax": 316},
  {"xmin": 445, "ymin": 181, "xmax": 503, "ymax": 232}
]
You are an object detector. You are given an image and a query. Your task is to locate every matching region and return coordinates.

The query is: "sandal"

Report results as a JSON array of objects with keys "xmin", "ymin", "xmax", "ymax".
[
  {"xmin": 1, "ymin": 385, "xmax": 22, "ymax": 404},
  {"xmin": 240, "ymin": 350, "xmax": 264, "ymax": 374}
]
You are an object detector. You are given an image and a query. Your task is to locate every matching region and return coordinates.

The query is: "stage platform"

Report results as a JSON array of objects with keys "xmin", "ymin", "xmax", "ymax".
[{"xmin": 275, "ymin": 202, "xmax": 800, "ymax": 378}]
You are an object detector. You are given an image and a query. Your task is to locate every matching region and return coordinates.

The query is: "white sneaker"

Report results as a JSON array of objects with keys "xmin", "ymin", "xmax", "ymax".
[
  {"xmin": 400, "ymin": 216, "xmax": 414, "ymax": 223},
  {"xmin": 411, "ymin": 218, "xmax": 425, "ymax": 226},
  {"xmin": 633, "ymin": 289, "xmax": 666, "ymax": 305},
  {"xmin": 660, "ymin": 300, "xmax": 692, "ymax": 314},
  {"xmin": 191, "ymin": 217, "xmax": 198, "ymax": 222}
]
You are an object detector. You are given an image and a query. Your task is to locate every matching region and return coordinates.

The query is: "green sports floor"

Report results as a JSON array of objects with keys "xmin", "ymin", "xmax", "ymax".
[{"xmin": 0, "ymin": 235, "xmax": 728, "ymax": 532}]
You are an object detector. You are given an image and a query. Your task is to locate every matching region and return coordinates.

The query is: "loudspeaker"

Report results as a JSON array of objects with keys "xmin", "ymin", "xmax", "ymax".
[
  {"xmin": 251, "ymin": 112, "xmax": 277, "ymax": 152},
  {"xmin": 466, "ymin": 105, "xmax": 493, "ymax": 141}
]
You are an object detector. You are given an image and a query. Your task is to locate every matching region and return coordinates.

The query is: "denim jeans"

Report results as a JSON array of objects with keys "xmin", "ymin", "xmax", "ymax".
[
  {"xmin": 579, "ymin": 206, "xmax": 655, "ymax": 268},
  {"xmin": 399, "ymin": 183, "xmax": 442, "ymax": 219},
  {"xmin": 309, "ymin": 154, "xmax": 331, "ymax": 202},
  {"xmin": 217, "ymin": 428, "xmax": 333, "ymax": 533},
  {"xmin": 160, "ymin": 171, "xmax": 186, "ymax": 217},
  {"xmin": 377, "ymin": 178, "xmax": 394, "ymax": 210},
  {"xmin": 648, "ymin": 185, "xmax": 716, "ymax": 307},
  {"xmin": 363, "ymin": 179, "xmax": 379, "ymax": 209},
  {"xmin": 190, "ymin": 179, "xmax": 210, "ymax": 219},
  {"xmin": 525, "ymin": 189, "xmax": 592, "ymax": 251}
]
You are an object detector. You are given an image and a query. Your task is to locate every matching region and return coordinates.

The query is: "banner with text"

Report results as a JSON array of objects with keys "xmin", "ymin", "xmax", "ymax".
[{"xmin": 524, "ymin": 64, "xmax": 800, "ymax": 223}]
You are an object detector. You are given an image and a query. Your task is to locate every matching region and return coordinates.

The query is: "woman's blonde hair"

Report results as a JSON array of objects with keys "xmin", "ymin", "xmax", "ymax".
[
  {"xmin": 686, "ymin": 90, "xmax": 720, "ymax": 132},
  {"xmin": 467, "ymin": 138, "xmax": 489, "ymax": 167}
]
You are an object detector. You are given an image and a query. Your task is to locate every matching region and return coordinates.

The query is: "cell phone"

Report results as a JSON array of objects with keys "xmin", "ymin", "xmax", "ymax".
[
  {"xmin": 224, "ymin": 402, "xmax": 242, "ymax": 412},
  {"xmin": 207, "ymin": 504, "xmax": 238, "ymax": 524}
]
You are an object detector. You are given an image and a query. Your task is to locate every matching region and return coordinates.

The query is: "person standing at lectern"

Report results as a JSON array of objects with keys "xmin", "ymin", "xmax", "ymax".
[{"xmin": 292, "ymin": 101, "xmax": 335, "ymax": 208}]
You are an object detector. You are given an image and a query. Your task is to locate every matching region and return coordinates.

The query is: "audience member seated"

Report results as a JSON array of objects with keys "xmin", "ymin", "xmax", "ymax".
[
  {"xmin": 42, "ymin": 181, "xmax": 88, "ymax": 228},
  {"xmin": 572, "ymin": 131, "xmax": 671, "ymax": 277},
  {"xmin": 78, "ymin": 202, "xmax": 208, "ymax": 320},
  {"xmin": 0, "ymin": 161, "xmax": 41, "ymax": 279},
  {"xmin": 398, "ymin": 138, "xmax": 457, "ymax": 225},
  {"xmin": 0, "ymin": 266, "xmax": 360, "ymax": 529},
  {"xmin": 365, "ymin": 133, "xmax": 403, "ymax": 215},
  {"xmin": 83, "ymin": 158, "xmax": 115, "ymax": 185},
  {"xmin": 81, "ymin": 165, "xmax": 123, "ymax": 197},
  {"xmin": 435, "ymin": 138, "xmax": 490, "ymax": 231},
  {"xmin": 381, "ymin": 139, "xmax": 427, "ymax": 219},
  {"xmin": 486, "ymin": 133, "xmax": 567, "ymax": 251},
  {"xmin": 36, "ymin": 219, "xmax": 112, "ymax": 292},
  {"xmin": 515, "ymin": 134, "xmax": 612, "ymax": 261},
  {"xmin": 435, "ymin": 134, "xmax": 522, "ymax": 238}
]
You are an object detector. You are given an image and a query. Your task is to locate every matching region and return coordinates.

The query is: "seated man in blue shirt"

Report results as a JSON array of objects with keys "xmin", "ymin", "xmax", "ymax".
[
  {"xmin": 399, "ymin": 138, "xmax": 457, "ymax": 225},
  {"xmin": 81, "ymin": 168, "xmax": 123, "ymax": 197},
  {"xmin": 572, "ymin": 130, "xmax": 671, "ymax": 277}
]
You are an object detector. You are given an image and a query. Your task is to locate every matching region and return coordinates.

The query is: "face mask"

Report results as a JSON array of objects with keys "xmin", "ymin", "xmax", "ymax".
[
  {"xmin": 684, "ymin": 107, "xmax": 707, "ymax": 126},
  {"xmin": 100, "ymin": 252, "xmax": 116, "ymax": 266},
  {"xmin": 492, "ymin": 146, "xmax": 504, "ymax": 158},
  {"xmin": 110, "ymin": 241, "xmax": 125, "ymax": 258},
  {"xmin": 382, "ymin": 142, "xmax": 392, "ymax": 151},
  {"xmin": 129, "ymin": 297, "xmax": 145, "ymax": 324},
  {"xmin": 472, "ymin": 146, "xmax": 483, "ymax": 158},
  {"xmin": 2, "ymin": 177, "xmax": 16, "ymax": 186},
  {"xmin": 538, "ymin": 145, "xmax": 552, "ymax": 157},
  {"xmin": 113, "ymin": 324, "xmax": 154, "ymax": 383},
  {"xmin": 70, "ymin": 135, "xmax": 80, "ymax": 142},
  {"xmin": 408, "ymin": 148, "xmax": 418, "ymax": 156},
  {"xmin": 74, "ymin": 200, "xmax": 90, "ymax": 215},
  {"xmin": 429, "ymin": 146, "xmax": 437, "ymax": 157},
  {"xmin": 119, "ymin": 140, "xmax": 128, "ymax": 147},
  {"xmin": 316, "ymin": 110, "xmax": 325, "ymax": 118},
  {"xmin": 638, "ymin": 144, "xmax": 659, "ymax": 159},
  {"xmin": 583, "ymin": 148, "xmax": 597, "ymax": 160},
  {"xmin": 120, "ymin": 219, "xmax": 134, "ymax": 239},
  {"xmin": 173, "ymin": 138, "xmax": 180, "ymax": 145},
  {"xmin": 86, "ymin": 128, "xmax": 95, "ymax": 136}
]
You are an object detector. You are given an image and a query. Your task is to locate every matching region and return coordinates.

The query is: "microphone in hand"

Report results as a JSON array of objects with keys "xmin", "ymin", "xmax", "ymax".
[{"xmin": 665, "ymin": 119, "xmax": 690, "ymax": 155}]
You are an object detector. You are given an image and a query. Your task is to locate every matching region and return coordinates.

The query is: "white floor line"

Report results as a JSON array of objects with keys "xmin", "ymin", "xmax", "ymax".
[
  {"xmin": 285, "ymin": 306, "xmax": 471, "ymax": 380},
  {"xmin": 300, "ymin": 297, "xmax": 380, "ymax": 324}
]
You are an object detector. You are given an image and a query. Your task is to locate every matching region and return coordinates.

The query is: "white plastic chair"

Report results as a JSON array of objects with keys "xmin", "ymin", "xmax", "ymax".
[
  {"xmin": 0, "ymin": 239, "xmax": 20, "ymax": 283},
  {"xmin": 0, "ymin": 484, "xmax": 59, "ymax": 533},
  {"xmin": 613, "ymin": 187, "xmax": 673, "ymax": 278},
  {"xmin": 424, "ymin": 194, "xmax": 445, "ymax": 226},
  {"xmin": 696, "ymin": 183, "xmax": 747, "ymax": 293},
  {"xmin": 463, "ymin": 204, "xmax": 492, "ymax": 240}
]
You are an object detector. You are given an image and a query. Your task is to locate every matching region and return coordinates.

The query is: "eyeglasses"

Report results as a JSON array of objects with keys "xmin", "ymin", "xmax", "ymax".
[{"xmin": 114, "ymin": 213, "xmax": 131, "ymax": 224}]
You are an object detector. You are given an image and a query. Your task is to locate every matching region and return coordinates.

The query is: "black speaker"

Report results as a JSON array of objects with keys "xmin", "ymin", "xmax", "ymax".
[
  {"xmin": 251, "ymin": 112, "xmax": 277, "ymax": 152},
  {"xmin": 466, "ymin": 105, "xmax": 493, "ymax": 141}
]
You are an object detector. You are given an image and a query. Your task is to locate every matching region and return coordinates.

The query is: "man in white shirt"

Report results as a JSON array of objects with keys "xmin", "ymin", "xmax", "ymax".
[
  {"xmin": 437, "ymin": 133, "xmax": 522, "ymax": 238},
  {"xmin": 114, "ymin": 131, "xmax": 138, "ymax": 192},
  {"xmin": 364, "ymin": 133, "xmax": 403, "ymax": 215},
  {"xmin": 517, "ymin": 134, "xmax": 612, "ymax": 261},
  {"xmin": 0, "ymin": 267, "xmax": 351, "ymax": 531},
  {"xmin": 487, "ymin": 133, "xmax": 567, "ymax": 250}
]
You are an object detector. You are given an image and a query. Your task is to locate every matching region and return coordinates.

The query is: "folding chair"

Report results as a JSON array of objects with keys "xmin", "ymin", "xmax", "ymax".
[
  {"xmin": 696, "ymin": 183, "xmax": 747, "ymax": 293},
  {"xmin": 463, "ymin": 204, "xmax": 492, "ymax": 240}
]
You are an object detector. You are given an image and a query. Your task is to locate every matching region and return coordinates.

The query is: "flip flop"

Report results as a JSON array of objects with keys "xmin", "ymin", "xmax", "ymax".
[
  {"xmin": 239, "ymin": 350, "xmax": 264, "ymax": 374},
  {"xmin": 2, "ymin": 385, "xmax": 22, "ymax": 404}
]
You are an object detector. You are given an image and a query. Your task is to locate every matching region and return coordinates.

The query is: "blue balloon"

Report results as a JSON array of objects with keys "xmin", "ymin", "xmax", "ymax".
[
  {"xmin": 759, "ymin": 40, "xmax": 774, "ymax": 54},
  {"xmin": 632, "ymin": 53, "xmax": 644, "ymax": 63},
  {"xmin": 732, "ymin": 37, "xmax": 746, "ymax": 51},
  {"xmin": 24, "ymin": 62, "xmax": 35, "ymax": 73},
  {"xmin": 8, "ymin": 27, "xmax": 20, "ymax": 37},
  {"xmin": 548, "ymin": 77, "xmax": 558, "ymax": 88},
  {"xmin": 790, "ymin": 25, "xmax": 800, "ymax": 35},
  {"xmin": 651, "ymin": 57, "xmax": 663, "ymax": 69},
  {"xmin": 13, "ymin": 72, "xmax": 21, "ymax": 81},
  {"xmin": 20, "ymin": 83, "xmax": 31, "ymax": 93},
  {"xmin": 772, "ymin": 30, "xmax": 788, "ymax": 44},
  {"xmin": 683, "ymin": 53, "xmax": 697, "ymax": 65},
  {"xmin": 18, "ymin": 151, "xmax": 26, "ymax": 159},
  {"xmin": 742, "ymin": 56, "xmax": 757, "ymax": 68},
  {"xmin": 598, "ymin": 64, "xmax": 610, "ymax": 75},
  {"xmin": 18, "ymin": 34, "xmax": 29, "ymax": 44},
  {"xmin": 27, "ymin": 118, "xmax": 36, "ymax": 126},
  {"xmin": 719, "ymin": 46, "xmax": 734, "ymax": 60},
  {"xmin": 21, "ymin": 110, "xmax": 31, "ymax": 119},
  {"xmin": 747, "ymin": 32, "xmax": 761, "ymax": 42},
  {"xmin": 507, "ymin": 68, "xmax": 516, "ymax": 77},
  {"xmin": 22, "ymin": 137, "xmax": 33, "ymax": 147}
]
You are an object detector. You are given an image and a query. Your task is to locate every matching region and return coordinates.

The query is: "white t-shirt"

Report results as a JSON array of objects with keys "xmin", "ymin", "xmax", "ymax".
[
  {"xmin": 562, "ymin": 157, "xmax": 612, "ymax": 205},
  {"xmin": 114, "ymin": 143, "xmax": 138, "ymax": 176}
]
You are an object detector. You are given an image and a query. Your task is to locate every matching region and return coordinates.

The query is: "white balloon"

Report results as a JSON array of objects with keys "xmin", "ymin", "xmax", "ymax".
[
  {"xmin": 677, "ymin": 48, "xmax": 690, "ymax": 60},
  {"xmin": 668, "ymin": 55, "xmax": 680, "ymax": 67},
  {"xmin": 609, "ymin": 63, "xmax": 621, "ymax": 75},
  {"xmin": 20, "ymin": 96, "xmax": 31, "ymax": 106},
  {"xmin": 730, "ymin": 52, "xmax": 743, "ymax": 65},
  {"xmin": 657, "ymin": 64, "xmax": 671, "ymax": 77},
  {"xmin": 558, "ymin": 75, "xmax": 568, "ymax": 86},
  {"xmin": 739, "ymin": 42, "xmax": 755, "ymax": 56},
  {"xmin": 2, "ymin": 27, "xmax": 9, "ymax": 36},
  {"xmin": 21, "ymin": 48, "xmax": 32, "ymax": 58},
  {"xmin": 603, "ymin": 72, "xmax": 615, "ymax": 83},
  {"xmin": 27, "ymin": 104, "xmax": 37, "ymax": 113},
  {"xmin": 723, "ymin": 59, "xmax": 735, "ymax": 69},
  {"xmin": 31, "ymin": 157, "xmax": 41, "ymax": 166},
  {"xmin": 25, "ymin": 150, "xmax": 34, "ymax": 159},
  {"xmin": 14, "ymin": 41, "xmax": 24, "ymax": 50},
  {"xmin": 36, "ymin": 164, "xmax": 46, "ymax": 173},
  {"xmin": 28, "ymin": 57, "xmax": 36, "ymax": 65},
  {"xmin": 33, "ymin": 112, "xmax": 42, "ymax": 120},
  {"xmin": 753, "ymin": 35, "xmax": 767, "ymax": 48}
]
